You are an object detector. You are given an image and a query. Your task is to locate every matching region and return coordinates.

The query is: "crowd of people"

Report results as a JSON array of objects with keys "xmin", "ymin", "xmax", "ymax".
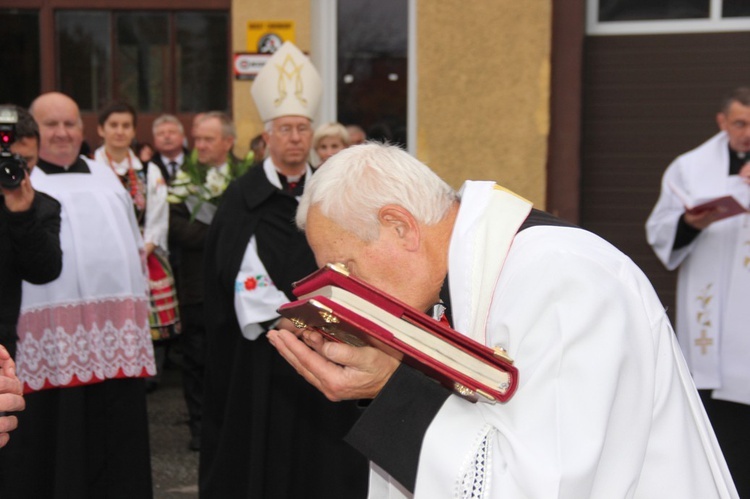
[{"xmin": 0, "ymin": 36, "xmax": 748, "ymax": 498}]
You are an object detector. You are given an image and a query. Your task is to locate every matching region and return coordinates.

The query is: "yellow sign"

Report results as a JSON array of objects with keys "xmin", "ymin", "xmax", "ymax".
[{"xmin": 247, "ymin": 20, "xmax": 296, "ymax": 53}]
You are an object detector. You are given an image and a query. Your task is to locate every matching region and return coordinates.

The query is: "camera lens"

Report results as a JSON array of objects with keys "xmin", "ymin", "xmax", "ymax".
[{"xmin": 0, "ymin": 152, "xmax": 26, "ymax": 189}]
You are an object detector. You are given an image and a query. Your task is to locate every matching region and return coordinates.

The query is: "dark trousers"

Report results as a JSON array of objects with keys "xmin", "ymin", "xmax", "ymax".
[
  {"xmin": 0, "ymin": 378, "xmax": 153, "ymax": 498},
  {"xmin": 180, "ymin": 303, "xmax": 206, "ymax": 438},
  {"xmin": 700, "ymin": 390, "xmax": 750, "ymax": 497}
]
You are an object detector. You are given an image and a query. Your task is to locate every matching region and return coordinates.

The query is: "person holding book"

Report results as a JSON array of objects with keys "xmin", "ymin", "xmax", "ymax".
[
  {"xmin": 268, "ymin": 142, "xmax": 738, "ymax": 498},
  {"xmin": 645, "ymin": 86, "xmax": 750, "ymax": 497},
  {"xmin": 200, "ymin": 42, "xmax": 369, "ymax": 498}
]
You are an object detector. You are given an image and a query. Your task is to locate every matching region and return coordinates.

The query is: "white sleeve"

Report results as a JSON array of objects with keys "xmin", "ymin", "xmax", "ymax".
[
  {"xmin": 234, "ymin": 236, "xmax": 291, "ymax": 340},
  {"xmin": 645, "ymin": 158, "xmax": 694, "ymax": 270},
  {"xmin": 144, "ymin": 162, "xmax": 169, "ymax": 251}
]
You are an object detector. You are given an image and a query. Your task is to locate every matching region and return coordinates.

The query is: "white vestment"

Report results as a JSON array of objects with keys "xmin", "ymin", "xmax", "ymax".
[
  {"xmin": 17, "ymin": 157, "xmax": 156, "ymax": 392},
  {"xmin": 372, "ymin": 181, "xmax": 737, "ymax": 498},
  {"xmin": 645, "ymin": 132, "xmax": 750, "ymax": 405}
]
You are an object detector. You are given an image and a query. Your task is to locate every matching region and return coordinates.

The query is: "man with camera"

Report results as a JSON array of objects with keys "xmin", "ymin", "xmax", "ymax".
[{"xmin": 0, "ymin": 105, "xmax": 62, "ymax": 449}]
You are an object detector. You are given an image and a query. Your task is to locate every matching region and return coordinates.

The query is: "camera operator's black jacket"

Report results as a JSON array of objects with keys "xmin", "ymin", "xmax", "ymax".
[{"xmin": 0, "ymin": 190, "xmax": 62, "ymax": 357}]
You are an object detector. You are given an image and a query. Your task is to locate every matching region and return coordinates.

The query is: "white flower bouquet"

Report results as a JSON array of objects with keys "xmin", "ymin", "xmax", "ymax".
[{"xmin": 167, "ymin": 155, "xmax": 251, "ymax": 222}]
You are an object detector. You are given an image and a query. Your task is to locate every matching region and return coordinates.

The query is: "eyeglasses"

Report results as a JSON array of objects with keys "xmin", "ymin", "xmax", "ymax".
[{"xmin": 275, "ymin": 124, "xmax": 312, "ymax": 137}]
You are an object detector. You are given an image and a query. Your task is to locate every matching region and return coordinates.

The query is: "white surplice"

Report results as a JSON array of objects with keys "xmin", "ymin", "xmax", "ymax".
[
  {"xmin": 17, "ymin": 157, "xmax": 156, "ymax": 391},
  {"xmin": 372, "ymin": 181, "xmax": 737, "ymax": 498},
  {"xmin": 646, "ymin": 132, "xmax": 750, "ymax": 405}
]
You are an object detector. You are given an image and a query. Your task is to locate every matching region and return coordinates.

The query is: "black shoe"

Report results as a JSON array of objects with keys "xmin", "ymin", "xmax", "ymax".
[{"xmin": 188, "ymin": 435, "xmax": 201, "ymax": 452}]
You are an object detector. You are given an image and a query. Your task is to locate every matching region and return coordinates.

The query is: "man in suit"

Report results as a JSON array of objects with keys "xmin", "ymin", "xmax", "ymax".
[
  {"xmin": 168, "ymin": 111, "xmax": 237, "ymax": 452},
  {"xmin": 151, "ymin": 114, "xmax": 188, "ymax": 183}
]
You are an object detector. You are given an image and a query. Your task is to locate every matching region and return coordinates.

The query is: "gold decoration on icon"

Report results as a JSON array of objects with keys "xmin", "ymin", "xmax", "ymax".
[
  {"xmin": 290, "ymin": 317, "xmax": 306, "ymax": 329},
  {"xmin": 319, "ymin": 310, "xmax": 340, "ymax": 324}
]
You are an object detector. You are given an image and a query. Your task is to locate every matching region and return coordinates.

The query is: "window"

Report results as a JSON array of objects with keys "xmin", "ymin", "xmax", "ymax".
[
  {"xmin": 337, "ymin": 0, "xmax": 408, "ymax": 146},
  {"xmin": 598, "ymin": 0, "xmax": 710, "ymax": 21},
  {"xmin": 57, "ymin": 11, "xmax": 111, "ymax": 112},
  {"xmin": 176, "ymin": 12, "xmax": 230, "ymax": 112},
  {"xmin": 116, "ymin": 12, "xmax": 169, "ymax": 112},
  {"xmin": 57, "ymin": 10, "xmax": 229, "ymax": 112},
  {"xmin": 723, "ymin": 0, "xmax": 750, "ymax": 17},
  {"xmin": 0, "ymin": 10, "xmax": 41, "ymax": 107},
  {"xmin": 588, "ymin": 0, "xmax": 750, "ymax": 34}
]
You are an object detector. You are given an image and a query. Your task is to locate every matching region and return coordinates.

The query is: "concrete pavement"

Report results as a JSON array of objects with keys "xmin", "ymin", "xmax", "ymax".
[{"xmin": 147, "ymin": 361, "xmax": 199, "ymax": 499}]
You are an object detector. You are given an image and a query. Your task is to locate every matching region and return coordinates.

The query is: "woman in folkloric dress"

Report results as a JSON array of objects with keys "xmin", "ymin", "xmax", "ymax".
[{"xmin": 94, "ymin": 101, "xmax": 179, "ymax": 389}]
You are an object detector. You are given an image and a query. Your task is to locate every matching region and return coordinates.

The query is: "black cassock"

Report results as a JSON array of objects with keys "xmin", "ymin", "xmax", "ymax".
[{"xmin": 200, "ymin": 164, "xmax": 369, "ymax": 498}]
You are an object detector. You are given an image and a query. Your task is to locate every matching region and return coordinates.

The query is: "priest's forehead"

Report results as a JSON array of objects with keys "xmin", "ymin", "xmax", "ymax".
[
  {"xmin": 305, "ymin": 206, "xmax": 366, "ymax": 268},
  {"xmin": 33, "ymin": 93, "xmax": 82, "ymax": 129}
]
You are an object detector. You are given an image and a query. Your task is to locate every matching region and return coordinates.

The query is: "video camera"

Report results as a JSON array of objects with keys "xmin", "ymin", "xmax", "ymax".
[{"xmin": 0, "ymin": 106, "xmax": 28, "ymax": 190}]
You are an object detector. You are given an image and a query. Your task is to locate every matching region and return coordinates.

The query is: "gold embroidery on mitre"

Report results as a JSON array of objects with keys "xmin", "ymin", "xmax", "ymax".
[{"xmin": 273, "ymin": 54, "xmax": 308, "ymax": 108}]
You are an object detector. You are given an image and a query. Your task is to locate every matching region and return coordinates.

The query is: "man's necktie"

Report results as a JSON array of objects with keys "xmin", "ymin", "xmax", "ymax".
[
  {"xmin": 279, "ymin": 174, "xmax": 305, "ymax": 196},
  {"xmin": 168, "ymin": 161, "xmax": 178, "ymax": 178}
]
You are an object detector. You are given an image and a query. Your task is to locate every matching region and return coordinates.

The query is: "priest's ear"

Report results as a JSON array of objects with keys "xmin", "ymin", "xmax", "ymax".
[
  {"xmin": 717, "ymin": 110, "xmax": 730, "ymax": 132},
  {"xmin": 378, "ymin": 205, "xmax": 420, "ymax": 251}
]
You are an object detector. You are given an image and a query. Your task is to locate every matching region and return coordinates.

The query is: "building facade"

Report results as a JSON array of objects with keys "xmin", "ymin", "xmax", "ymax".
[{"xmin": 2, "ymin": 0, "xmax": 749, "ymax": 314}]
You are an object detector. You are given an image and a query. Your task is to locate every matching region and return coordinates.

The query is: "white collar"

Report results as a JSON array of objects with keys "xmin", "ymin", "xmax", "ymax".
[
  {"xmin": 94, "ymin": 146, "xmax": 141, "ymax": 176},
  {"xmin": 161, "ymin": 152, "xmax": 184, "ymax": 166},
  {"xmin": 262, "ymin": 157, "xmax": 312, "ymax": 190}
]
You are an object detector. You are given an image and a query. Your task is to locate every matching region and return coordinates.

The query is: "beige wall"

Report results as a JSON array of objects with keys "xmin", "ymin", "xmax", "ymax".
[
  {"xmin": 230, "ymin": 1, "xmax": 552, "ymax": 207},
  {"xmin": 416, "ymin": 1, "xmax": 551, "ymax": 206},
  {"xmin": 231, "ymin": 0, "xmax": 311, "ymax": 157}
]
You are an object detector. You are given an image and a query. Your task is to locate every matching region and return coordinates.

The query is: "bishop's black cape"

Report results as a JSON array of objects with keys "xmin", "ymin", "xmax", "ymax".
[{"xmin": 200, "ymin": 164, "xmax": 369, "ymax": 498}]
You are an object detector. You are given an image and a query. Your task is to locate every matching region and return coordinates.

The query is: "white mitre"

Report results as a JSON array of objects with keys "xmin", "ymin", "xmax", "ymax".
[{"xmin": 251, "ymin": 41, "xmax": 322, "ymax": 122}]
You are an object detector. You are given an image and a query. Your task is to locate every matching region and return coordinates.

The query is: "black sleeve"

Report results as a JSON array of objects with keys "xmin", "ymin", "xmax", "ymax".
[
  {"xmin": 4, "ymin": 191, "xmax": 62, "ymax": 284},
  {"xmin": 168, "ymin": 203, "xmax": 209, "ymax": 250},
  {"xmin": 344, "ymin": 364, "xmax": 452, "ymax": 493},
  {"xmin": 672, "ymin": 213, "xmax": 702, "ymax": 250}
]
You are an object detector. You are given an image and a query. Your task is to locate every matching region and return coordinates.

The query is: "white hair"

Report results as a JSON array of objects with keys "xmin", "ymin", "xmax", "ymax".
[
  {"xmin": 152, "ymin": 114, "xmax": 184, "ymax": 135},
  {"xmin": 296, "ymin": 142, "xmax": 458, "ymax": 241}
]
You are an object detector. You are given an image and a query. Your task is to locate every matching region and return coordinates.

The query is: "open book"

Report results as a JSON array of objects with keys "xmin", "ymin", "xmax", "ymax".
[
  {"xmin": 277, "ymin": 263, "xmax": 519, "ymax": 403},
  {"xmin": 668, "ymin": 180, "xmax": 748, "ymax": 220}
]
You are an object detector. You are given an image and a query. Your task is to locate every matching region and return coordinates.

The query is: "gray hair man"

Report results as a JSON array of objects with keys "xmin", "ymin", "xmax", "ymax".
[{"xmin": 270, "ymin": 142, "xmax": 739, "ymax": 499}]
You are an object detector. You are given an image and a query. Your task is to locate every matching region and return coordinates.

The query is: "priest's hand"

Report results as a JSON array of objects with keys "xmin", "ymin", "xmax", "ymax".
[
  {"xmin": 267, "ymin": 328, "xmax": 400, "ymax": 401},
  {"xmin": 0, "ymin": 345, "xmax": 25, "ymax": 448},
  {"xmin": 684, "ymin": 207, "xmax": 726, "ymax": 230}
]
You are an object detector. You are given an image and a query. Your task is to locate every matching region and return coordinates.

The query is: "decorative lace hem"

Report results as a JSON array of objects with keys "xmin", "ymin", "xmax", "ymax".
[
  {"xmin": 459, "ymin": 427, "xmax": 493, "ymax": 499},
  {"xmin": 16, "ymin": 297, "xmax": 156, "ymax": 392}
]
